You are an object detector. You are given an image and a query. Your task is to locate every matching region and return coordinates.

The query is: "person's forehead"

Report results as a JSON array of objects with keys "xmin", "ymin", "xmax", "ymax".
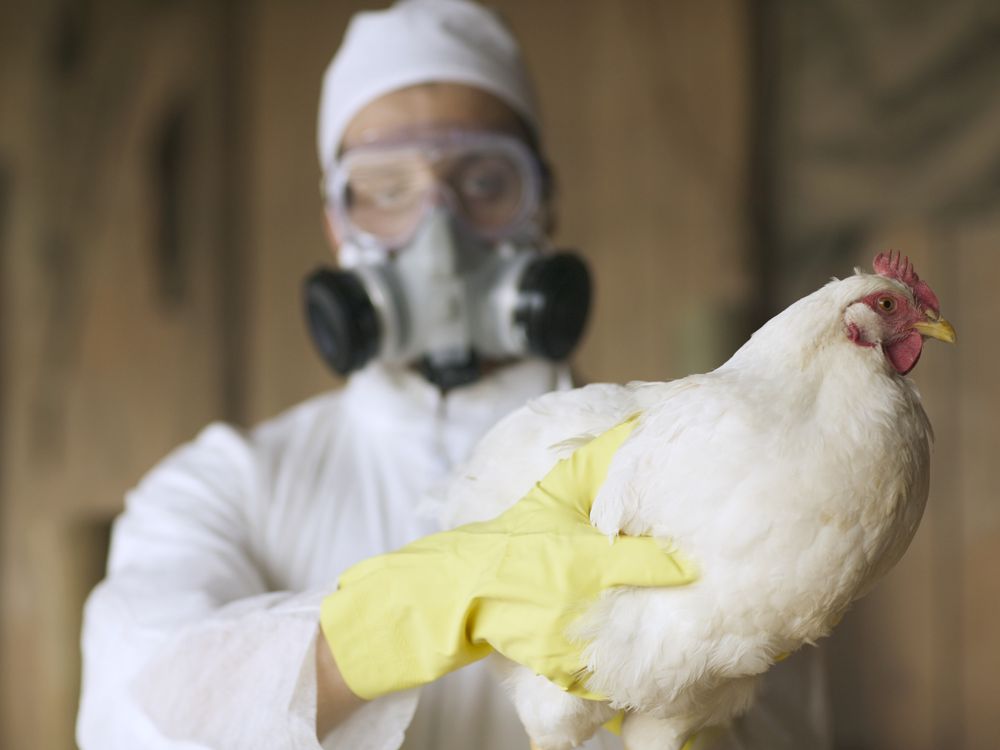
[{"xmin": 340, "ymin": 83, "xmax": 529, "ymax": 152}]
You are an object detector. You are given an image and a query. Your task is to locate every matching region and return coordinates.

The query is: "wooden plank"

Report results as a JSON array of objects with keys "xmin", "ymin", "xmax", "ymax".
[
  {"xmin": 952, "ymin": 220, "xmax": 1000, "ymax": 750},
  {"xmin": 508, "ymin": 0, "xmax": 753, "ymax": 384},
  {"xmin": 0, "ymin": 1, "xmax": 236, "ymax": 748}
]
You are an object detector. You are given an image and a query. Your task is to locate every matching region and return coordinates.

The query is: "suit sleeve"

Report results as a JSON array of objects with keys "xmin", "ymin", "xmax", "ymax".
[{"xmin": 76, "ymin": 422, "xmax": 416, "ymax": 750}]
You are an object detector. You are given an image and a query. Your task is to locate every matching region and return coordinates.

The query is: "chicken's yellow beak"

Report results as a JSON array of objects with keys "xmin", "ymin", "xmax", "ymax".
[{"xmin": 913, "ymin": 310, "xmax": 957, "ymax": 343}]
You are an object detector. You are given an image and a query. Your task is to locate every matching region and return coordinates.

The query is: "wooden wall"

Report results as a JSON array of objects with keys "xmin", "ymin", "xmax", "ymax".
[
  {"xmin": 0, "ymin": 2, "xmax": 245, "ymax": 747},
  {"xmin": 1, "ymin": 2, "xmax": 997, "ymax": 749}
]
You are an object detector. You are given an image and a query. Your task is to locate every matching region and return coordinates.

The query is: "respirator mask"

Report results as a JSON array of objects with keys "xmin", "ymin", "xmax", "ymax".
[{"xmin": 305, "ymin": 129, "xmax": 591, "ymax": 390}]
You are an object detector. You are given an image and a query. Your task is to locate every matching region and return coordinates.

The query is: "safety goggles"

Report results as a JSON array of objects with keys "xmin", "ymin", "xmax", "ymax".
[{"xmin": 324, "ymin": 129, "xmax": 542, "ymax": 250}]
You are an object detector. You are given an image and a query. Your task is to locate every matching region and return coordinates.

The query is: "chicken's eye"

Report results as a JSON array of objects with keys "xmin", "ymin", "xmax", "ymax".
[{"xmin": 877, "ymin": 296, "xmax": 897, "ymax": 313}]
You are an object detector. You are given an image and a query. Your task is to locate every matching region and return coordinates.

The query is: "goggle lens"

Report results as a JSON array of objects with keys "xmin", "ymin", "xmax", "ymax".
[
  {"xmin": 344, "ymin": 151, "xmax": 433, "ymax": 241},
  {"xmin": 451, "ymin": 152, "xmax": 526, "ymax": 233},
  {"xmin": 329, "ymin": 132, "xmax": 539, "ymax": 248}
]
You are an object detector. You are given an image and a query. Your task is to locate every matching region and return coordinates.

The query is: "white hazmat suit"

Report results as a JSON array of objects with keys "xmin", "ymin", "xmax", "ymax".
[{"xmin": 78, "ymin": 361, "xmax": 587, "ymax": 750}]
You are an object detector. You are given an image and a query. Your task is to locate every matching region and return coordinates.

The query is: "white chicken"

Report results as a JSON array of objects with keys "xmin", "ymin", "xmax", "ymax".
[{"xmin": 435, "ymin": 252, "xmax": 956, "ymax": 750}]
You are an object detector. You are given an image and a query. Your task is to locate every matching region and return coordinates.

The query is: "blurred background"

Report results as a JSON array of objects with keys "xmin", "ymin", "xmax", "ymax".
[{"xmin": 1, "ymin": 0, "xmax": 998, "ymax": 748}]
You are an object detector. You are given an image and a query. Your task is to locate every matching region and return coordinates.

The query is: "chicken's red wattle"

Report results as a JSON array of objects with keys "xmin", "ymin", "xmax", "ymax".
[{"xmin": 885, "ymin": 331, "xmax": 923, "ymax": 375}]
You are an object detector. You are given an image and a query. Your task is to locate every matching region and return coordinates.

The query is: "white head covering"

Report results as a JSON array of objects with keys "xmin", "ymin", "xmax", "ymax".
[{"xmin": 317, "ymin": 0, "xmax": 540, "ymax": 170}]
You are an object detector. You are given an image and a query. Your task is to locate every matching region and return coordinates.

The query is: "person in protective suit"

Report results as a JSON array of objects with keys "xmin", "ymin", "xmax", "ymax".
[{"xmin": 77, "ymin": 2, "xmax": 831, "ymax": 749}]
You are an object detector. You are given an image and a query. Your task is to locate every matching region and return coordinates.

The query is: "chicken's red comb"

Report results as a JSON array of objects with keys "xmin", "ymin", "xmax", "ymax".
[{"xmin": 873, "ymin": 250, "xmax": 940, "ymax": 313}]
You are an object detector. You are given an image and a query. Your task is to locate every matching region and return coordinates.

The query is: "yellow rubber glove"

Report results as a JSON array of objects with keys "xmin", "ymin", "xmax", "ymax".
[{"xmin": 320, "ymin": 416, "xmax": 698, "ymax": 701}]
